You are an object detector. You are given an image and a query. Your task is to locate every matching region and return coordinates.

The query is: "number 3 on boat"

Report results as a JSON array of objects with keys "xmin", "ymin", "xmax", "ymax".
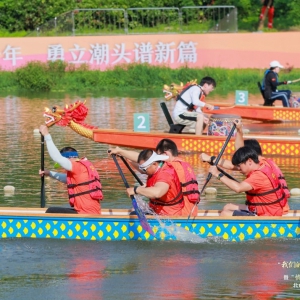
[
  {"xmin": 235, "ymin": 90, "xmax": 248, "ymax": 105},
  {"xmin": 134, "ymin": 113, "xmax": 150, "ymax": 132}
]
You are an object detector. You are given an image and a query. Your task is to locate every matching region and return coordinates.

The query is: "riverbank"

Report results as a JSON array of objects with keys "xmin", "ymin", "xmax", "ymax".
[{"xmin": 1, "ymin": 61, "xmax": 300, "ymax": 95}]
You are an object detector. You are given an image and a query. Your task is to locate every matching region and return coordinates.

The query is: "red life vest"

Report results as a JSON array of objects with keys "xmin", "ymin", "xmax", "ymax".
[
  {"xmin": 147, "ymin": 162, "xmax": 183, "ymax": 208},
  {"xmin": 264, "ymin": 158, "xmax": 290, "ymax": 198},
  {"xmin": 67, "ymin": 158, "xmax": 103, "ymax": 207},
  {"xmin": 172, "ymin": 158, "xmax": 200, "ymax": 204},
  {"xmin": 245, "ymin": 164, "xmax": 287, "ymax": 210},
  {"xmin": 177, "ymin": 84, "xmax": 206, "ymax": 111}
]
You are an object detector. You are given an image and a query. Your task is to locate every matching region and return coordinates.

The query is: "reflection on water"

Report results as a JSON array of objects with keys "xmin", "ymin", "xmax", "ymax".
[
  {"xmin": 1, "ymin": 93, "xmax": 300, "ymax": 299},
  {"xmin": 0, "ymin": 238, "xmax": 300, "ymax": 300}
]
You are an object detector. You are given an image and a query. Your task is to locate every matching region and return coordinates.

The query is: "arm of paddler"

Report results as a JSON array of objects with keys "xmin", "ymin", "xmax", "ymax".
[
  {"xmin": 44, "ymin": 134, "xmax": 72, "ymax": 171},
  {"xmin": 209, "ymin": 166, "xmax": 252, "ymax": 193},
  {"xmin": 234, "ymin": 119, "xmax": 245, "ymax": 151},
  {"xmin": 39, "ymin": 125, "xmax": 72, "ymax": 171},
  {"xmin": 200, "ymin": 153, "xmax": 239, "ymax": 170},
  {"xmin": 108, "ymin": 146, "xmax": 140, "ymax": 171},
  {"xmin": 191, "ymin": 88, "xmax": 214, "ymax": 110},
  {"xmin": 39, "ymin": 169, "xmax": 67, "ymax": 184},
  {"xmin": 266, "ymin": 72, "xmax": 279, "ymax": 89},
  {"xmin": 127, "ymin": 182, "xmax": 169, "ymax": 199},
  {"xmin": 49, "ymin": 171, "xmax": 67, "ymax": 183}
]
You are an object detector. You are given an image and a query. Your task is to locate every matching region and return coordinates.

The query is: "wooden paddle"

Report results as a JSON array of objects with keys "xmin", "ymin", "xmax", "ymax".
[
  {"xmin": 203, "ymin": 104, "xmax": 237, "ymax": 113},
  {"xmin": 212, "ymin": 105, "xmax": 236, "ymax": 110},
  {"xmin": 112, "ymin": 154, "xmax": 155, "ymax": 236},
  {"xmin": 291, "ymin": 78, "xmax": 300, "ymax": 84},
  {"xmin": 187, "ymin": 123, "xmax": 237, "ymax": 221},
  {"xmin": 40, "ymin": 134, "xmax": 46, "ymax": 208}
]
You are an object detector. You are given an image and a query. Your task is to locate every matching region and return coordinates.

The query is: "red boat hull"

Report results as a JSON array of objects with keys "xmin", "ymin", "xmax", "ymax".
[
  {"xmin": 93, "ymin": 129, "xmax": 300, "ymax": 156},
  {"xmin": 203, "ymin": 103, "xmax": 300, "ymax": 121}
]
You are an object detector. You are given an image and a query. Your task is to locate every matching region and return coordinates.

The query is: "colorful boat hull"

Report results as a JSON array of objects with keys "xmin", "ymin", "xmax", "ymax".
[
  {"xmin": 1, "ymin": 208, "xmax": 299, "ymax": 242},
  {"xmin": 203, "ymin": 103, "xmax": 300, "ymax": 121},
  {"xmin": 92, "ymin": 129, "xmax": 300, "ymax": 156}
]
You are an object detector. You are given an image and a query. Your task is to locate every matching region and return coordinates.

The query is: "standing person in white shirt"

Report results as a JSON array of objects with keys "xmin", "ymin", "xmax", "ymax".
[{"xmin": 172, "ymin": 76, "xmax": 216, "ymax": 135}]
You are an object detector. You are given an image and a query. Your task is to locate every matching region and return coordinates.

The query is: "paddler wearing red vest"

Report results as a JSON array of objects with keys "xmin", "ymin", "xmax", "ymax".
[
  {"xmin": 172, "ymin": 76, "xmax": 216, "ymax": 135},
  {"xmin": 209, "ymin": 146, "xmax": 286, "ymax": 217},
  {"xmin": 201, "ymin": 119, "xmax": 290, "ymax": 214},
  {"xmin": 39, "ymin": 125, "xmax": 103, "ymax": 214},
  {"xmin": 108, "ymin": 139, "xmax": 200, "ymax": 217},
  {"xmin": 155, "ymin": 139, "xmax": 200, "ymax": 217},
  {"xmin": 126, "ymin": 149, "xmax": 184, "ymax": 216}
]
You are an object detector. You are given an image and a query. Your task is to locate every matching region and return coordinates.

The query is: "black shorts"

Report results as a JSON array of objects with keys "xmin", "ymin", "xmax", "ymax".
[
  {"xmin": 232, "ymin": 209, "xmax": 256, "ymax": 216},
  {"xmin": 45, "ymin": 207, "xmax": 78, "ymax": 214}
]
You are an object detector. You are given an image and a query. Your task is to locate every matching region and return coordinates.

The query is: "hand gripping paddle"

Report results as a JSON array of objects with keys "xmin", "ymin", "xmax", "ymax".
[{"xmin": 111, "ymin": 154, "xmax": 155, "ymax": 236}]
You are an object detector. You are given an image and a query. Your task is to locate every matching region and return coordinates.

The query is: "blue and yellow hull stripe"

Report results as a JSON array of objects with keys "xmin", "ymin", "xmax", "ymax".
[{"xmin": 1, "ymin": 215, "xmax": 300, "ymax": 242}]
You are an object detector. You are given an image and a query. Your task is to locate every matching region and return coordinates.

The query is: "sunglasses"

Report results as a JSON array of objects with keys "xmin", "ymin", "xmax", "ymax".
[{"xmin": 139, "ymin": 163, "xmax": 153, "ymax": 173}]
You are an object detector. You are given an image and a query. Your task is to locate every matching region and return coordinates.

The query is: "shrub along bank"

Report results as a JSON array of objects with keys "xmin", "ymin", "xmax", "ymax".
[{"xmin": 0, "ymin": 61, "xmax": 299, "ymax": 96}]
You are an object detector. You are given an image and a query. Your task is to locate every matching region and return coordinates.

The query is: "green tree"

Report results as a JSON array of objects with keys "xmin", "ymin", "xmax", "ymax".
[{"xmin": 0, "ymin": 0, "xmax": 299, "ymax": 33}]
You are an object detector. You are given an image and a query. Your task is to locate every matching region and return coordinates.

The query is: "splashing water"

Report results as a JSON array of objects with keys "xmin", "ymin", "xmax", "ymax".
[{"xmin": 135, "ymin": 195, "xmax": 205, "ymax": 243}]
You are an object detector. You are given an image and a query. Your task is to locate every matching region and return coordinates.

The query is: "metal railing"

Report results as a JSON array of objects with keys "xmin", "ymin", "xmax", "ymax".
[
  {"xmin": 181, "ymin": 6, "xmax": 237, "ymax": 33},
  {"xmin": 126, "ymin": 7, "xmax": 180, "ymax": 34},
  {"xmin": 26, "ymin": 6, "xmax": 237, "ymax": 37}
]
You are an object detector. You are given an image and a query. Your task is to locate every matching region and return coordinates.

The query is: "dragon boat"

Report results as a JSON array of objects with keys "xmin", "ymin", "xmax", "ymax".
[
  {"xmin": 163, "ymin": 81, "xmax": 300, "ymax": 122},
  {"xmin": 0, "ymin": 207, "xmax": 299, "ymax": 242},
  {"xmin": 202, "ymin": 103, "xmax": 300, "ymax": 122},
  {"xmin": 43, "ymin": 100, "xmax": 300, "ymax": 156},
  {"xmin": 92, "ymin": 128, "xmax": 300, "ymax": 156}
]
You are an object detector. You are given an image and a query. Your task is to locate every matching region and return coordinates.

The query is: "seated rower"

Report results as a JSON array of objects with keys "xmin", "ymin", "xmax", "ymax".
[
  {"xmin": 109, "ymin": 138, "xmax": 200, "ymax": 217},
  {"xmin": 201, "ymin": 120, "xmax": 290, "ymax": 214},
  {"xmin": 172, "ymin": 76, "xmax": 216, "ymax": 135},
  {"xmin": 155, "ymin": 139, "xmax": 199, "ymax": 217},
  {"xmin": 126, "ymin": 149, "xmax": 184, "ymax": 216},
  {"xmin": 262, "ymin": 60, "xmax": 292, "ymax": 107},
  {"xmin": 209, "ymin": 146, "xmax": 286, "ymax": 217},
  {"xmin": 39, "ymin": 125, "xmax": 103, "ymax": 214}
]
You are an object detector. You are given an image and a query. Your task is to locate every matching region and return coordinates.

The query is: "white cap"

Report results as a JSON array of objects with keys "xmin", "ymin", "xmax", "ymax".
[
  {"xmin": 139, "ymin": 151, "xmax": 169, "ymax": 168},
  {"xmin": 270, "ymin": 60, "xmax": 284, "ymax": 69}
]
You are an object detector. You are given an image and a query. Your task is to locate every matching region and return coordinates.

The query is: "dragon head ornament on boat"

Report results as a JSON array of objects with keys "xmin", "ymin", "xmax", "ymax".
[
  {"xmin": 163, "ymin": 79, "xmax": 198, "ymax": 101},
  {"xmin": 43, "ymin": 100, "xmax": 98, "ymax": 140}
]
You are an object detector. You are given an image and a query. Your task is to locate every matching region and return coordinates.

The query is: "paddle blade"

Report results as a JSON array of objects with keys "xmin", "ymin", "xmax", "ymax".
[{"xmin": 131, "ymin": 197, "xmax": 155, "ymax": 236}]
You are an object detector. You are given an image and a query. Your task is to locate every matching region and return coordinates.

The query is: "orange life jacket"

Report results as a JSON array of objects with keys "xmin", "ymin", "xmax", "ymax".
[
  {"xmin": 67, "ymin": 158, "xmax": 103, "ymax": 207},
  {"xmin": 147, "ymin": 162, "xmax": 183, "ymax": 208},
  {"xmin": 172, "ymin": 158, "xmax": 200, "ymax": 204},
  {"xmin": 263, "ymin": 158, "xmax": 290, "ymax": 198},
  {"xmin": 177, "ymin": 84, "xmax": 206, "ymax": 111},
  {"xmin": 245, "ymin": 164, "xmax": 286, "ymax": 212}
]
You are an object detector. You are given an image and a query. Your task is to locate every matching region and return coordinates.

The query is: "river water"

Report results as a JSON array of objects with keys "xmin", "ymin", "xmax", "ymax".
[{"xmin": 0, "ymin": 92, "xmax": 300, "ymax": 299}]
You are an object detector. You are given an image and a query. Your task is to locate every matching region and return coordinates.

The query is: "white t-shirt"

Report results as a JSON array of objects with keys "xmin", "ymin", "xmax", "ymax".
[{"xmin": 172, "ymin": 85, "xmax": 205, "ymax": 118}]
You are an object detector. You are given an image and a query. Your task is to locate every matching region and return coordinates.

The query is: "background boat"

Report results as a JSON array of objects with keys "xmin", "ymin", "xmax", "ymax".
[
  {"xmin": 203, "ymin": 102, "xmax": 300, "ymax": 122},
  {"xmin": 93, "ymin": 128, "xmax": 300, "ymax": 156}
]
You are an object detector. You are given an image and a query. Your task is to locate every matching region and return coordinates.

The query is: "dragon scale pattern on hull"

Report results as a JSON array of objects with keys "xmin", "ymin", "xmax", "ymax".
[{"xmin": 69, "ymin": 121, "xmax": 94, "ymax": 140}]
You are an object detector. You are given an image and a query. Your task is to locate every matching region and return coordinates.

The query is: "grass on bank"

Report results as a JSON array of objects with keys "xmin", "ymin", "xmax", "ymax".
[
  {"xmin": 1, "ymin": 61, "xmax": 300, "ymax": 96},
  {"xmin": 0, "ymin": 30, "xmax": 28, "ymax": 37}
]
